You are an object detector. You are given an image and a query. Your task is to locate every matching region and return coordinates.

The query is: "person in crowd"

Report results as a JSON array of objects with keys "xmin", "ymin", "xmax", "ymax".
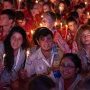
[
  {"xmin": 3, "ymin": 0, "xmax": 14, "ymax": 10},
  {"xmin": 41, "ymin": 11, "xmax": 70, "ymax": 53},
  {"xmin": 76, "ymin": 25, "xmax": 90, "ymax": 73},
  {"xmin": 0, "ymin": 26, "xmax": 30, "ymax": 88},
  {"xmin": 28, "ymin": 75, "xmax": 56, "ymax": 90},
  {"xmin": 59, "ymin": 53, "xmax": 82, "ymax": 90},
  {"xmin": 0, "ymin": 9, "xmax": 16, "ymax": 41},
  {"xmin": 25, "ymin": 27, "xmax": 63, "ymax": 76},
  {"xmin": 66, "ymin": 17, "xmax": 79, "ymax": 49},
  {"xmin": 43, "ymin": 2, "xmax": 52, "ymax": 13}
]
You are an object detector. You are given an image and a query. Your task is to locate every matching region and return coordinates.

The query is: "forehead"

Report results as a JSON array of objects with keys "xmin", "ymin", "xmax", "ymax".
[
  {"xmin": 68, "ymin": 21, "xmax": 76, "ymax": 25},
  {"xmin": 11, "ymin": 32, "xmax": 22, "ymax": 37},
  {"xmin": 39, "ymin": 34, "xmax": 52, "ymax": 39},
  {"xmin": 61, "ymin": 57, "xmax": 74, "ymax": 65},
  {"xmin": 82, "ymin": 30, "xmax": 90, "ymax": 34},
  {"xmin": 3, "ymin": 1, "xmax": 12, "ymax": 5}
]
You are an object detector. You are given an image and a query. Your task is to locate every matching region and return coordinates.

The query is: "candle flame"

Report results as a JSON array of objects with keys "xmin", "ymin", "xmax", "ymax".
[{"xmin": 31, "ymin": 30, "xmax": 35, "ymax": 35}]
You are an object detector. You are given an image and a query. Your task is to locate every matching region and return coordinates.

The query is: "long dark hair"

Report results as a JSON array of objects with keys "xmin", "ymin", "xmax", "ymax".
[{"xmin": 4, "ymin": 26, "xmax": 30, "ymax": 72}]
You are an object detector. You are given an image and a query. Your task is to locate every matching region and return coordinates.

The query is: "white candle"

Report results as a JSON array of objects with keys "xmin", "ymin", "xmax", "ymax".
[
  {"xmin": 60, "ymin": 22, "xmax": 62, "ymax": 29},
  {"xmin": 65, "ymin": 25, "xmax": 68, "ymax": 39},
  {"xmin": 18, "ymin": 0, "xmax": 22, "ymax": 10},
  {"xmin": 40, "ymin": 23, "xmax": 43, "ymax": 27},
  {"xmin": 3, "ymin": 54, "xmax": 6, "ymax": 64},
  {"xmin": 54, "ymin": 21, "xmax": 58, "ymax": 27},
  {"xmin": 35, "ymin": 0, "xmax": 38, "ymax": 3},
  {"xmin": 31, "ymin": 30, "xmax": 35, "ymax": 35},
  {"xmin": 26, "ymin": 49, "xmax": 30, "ymax": 59}
]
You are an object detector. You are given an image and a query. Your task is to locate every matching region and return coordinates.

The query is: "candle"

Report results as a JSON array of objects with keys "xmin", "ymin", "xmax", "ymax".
[
  {"xmin": 26, "ymin": 49, "xmax": 30, "ymax": 59},
  {"xmin": 35, "ymin": 0, "xmax": 38, "ymax": 3},
  {"xmin": 87, "ymin": 12, "xmax": 89, "ymax": 15},
  {"xmin": 41, "ymin": 15, "xmax": 43, "ymax": 18},
  {"xmin": 40, "ymin": 23, "xmax": 43, "ymax": 27},
  {"xmin": 3, "ymin": 54, "xmax": 6, "ymax": 63},
  {"xmin": 85, "ymin": 1, "xmax": 88, "ymax": 5},
  {"xmin": 60, "ymin": 22, "xmax": 62, "ymax": 29},
  {"xmin": 31, "ymin": 30, "xmax": 35, "ymax": 35},
  {"xmin": 65, "ymin": 25, "xmax": 68, "ymax": 39},
  {"xmin": 87, "ymin": 12, "xmax": 90, "ymax": 19},
  {"xmin": 18, "ymin": 0, "xmax": 22, "ymax": 10},
  {"xmin": 54, "ymin": 21, "xmax": 58, "ymax": 27}
]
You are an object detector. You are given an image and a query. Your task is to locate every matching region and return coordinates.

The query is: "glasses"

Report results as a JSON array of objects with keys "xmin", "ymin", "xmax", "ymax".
[{"xmin": 60, "ymin": 64, "xmax": 75, "ymax": 69}]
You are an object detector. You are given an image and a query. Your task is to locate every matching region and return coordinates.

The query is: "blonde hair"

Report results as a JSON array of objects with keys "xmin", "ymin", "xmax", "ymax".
[{"xmin": 76, "ymin": 25, "xmax": 90, "ymax": 50}]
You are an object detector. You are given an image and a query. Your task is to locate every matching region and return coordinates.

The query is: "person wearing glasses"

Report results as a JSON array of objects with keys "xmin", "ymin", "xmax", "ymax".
[{"xmin": 59, "ymin": 53, "xmax": 82, "ymax": 90}]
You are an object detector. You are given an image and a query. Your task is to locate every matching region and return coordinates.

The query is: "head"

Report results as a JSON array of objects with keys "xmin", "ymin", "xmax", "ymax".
[
  {"xmin": 28, "ymin": 75, "xmax": 56, "ymax": 90},
  {"xmin": 3, "ymin": 0, "xmax": 13, "ymax": 10},
  {"xmin": 60, "ymin": 53, "xmax": 82, "ymax": 79},
  {"xmin": 67, "ymin": 17, "xmax": 78, "ymax": 32},
  {"xmin": 4, "ymin": 26, "xmax": 29, "ymax": 51},
  {"xmin": 0, "ymin": 9, "xmax": 15, "ymax": 27},
  {"xmin": 36, "ymin": 27, "xmax": 53, "ymax": 51},
  {"xmin": 16, "ymin": 11, "xmax": 26, "ymax": 27},
  {"xmin": 43, "ymin": 3, "xmax": 51, "ymax": 12},
  {"xmin": 42, "ymin": 11, "xmax": 56, "ymax": 29},
  {"xmin": 76, "ymin": 25, "xmax": 90, "ymax": 50},
  {"xmin": 58, "ymin": 1, "xmax": 66, "ymax": 12},
  {"xmin": 75, "ymin": 5, "xmax": 84, "ymax": 16}
]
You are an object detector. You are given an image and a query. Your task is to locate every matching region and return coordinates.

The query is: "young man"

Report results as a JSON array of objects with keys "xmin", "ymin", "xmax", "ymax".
[
  {"xmin": 41, "ymin": 11, "xmax": 70, "ymax": 53},
  {"xmin": 0, "ymin": 9, "xmax": 16, "ymax": 41},
  {"xmin": 25, "ymin": 27, "xmax": 63, "ymax": 77}
]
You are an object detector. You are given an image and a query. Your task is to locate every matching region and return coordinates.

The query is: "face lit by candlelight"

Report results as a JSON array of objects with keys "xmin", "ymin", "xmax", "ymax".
[
  {"xmin": 38, "ymin": 34, "xmax": 53, "ymax": 51},
  {"xmin": 59, "ymin": 3, "xmax": 65, "ymax": 12},
  {"xmin": 3, "ymin": 1, "xmax": 13, "ymax": 9},
  {"xmin": 81, "ymin": 30, "xmax": 90, "ymax": 46},
  {"xmin": 68, "ymin": 21, "xmax": 77, "ymax": 32},
  {"xmin": 10, "ymin": 32, "xmax": 23, "ymax": 50},
  {"xmin": 41, "ymin": 15, "xmax": 54, "ymax": 29}
]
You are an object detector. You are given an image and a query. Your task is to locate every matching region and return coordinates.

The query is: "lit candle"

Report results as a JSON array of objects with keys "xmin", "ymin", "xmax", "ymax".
[
  {"xmin": 41, "ymin": 15, "xmax": 43, "ymax": 18},
  {"xmin": 54, "ymin": 21, "xmax": 58, "ymax": 27},
  {"xmin": 87, "ymin": 12, "xmax": 90, "ymax": 16},
  {"xmin": 35, "ymin": 0, "xmax": 38, "ymax": 3},
  {"xmin": 65, "ymin": 25, "xmax": 68, "ymax": 39},
  {"xmin": 85, "ymin": 1, "xmax": 88, "ymax": 5},
  {"xmin": 26, "ymin": 49, "xmax": 30, "ymax": 59},
  {"xmin": 3, "ymin": 54, "xmax": 6, "ymax": 63},
  {"xmin": 60, "ymin": 22, "xmax": 62, "ymax": 29},
  {"xmin": 87, "ymin": 12, "xmax": 90, "ymax": 18},
  {"xmin": 31, "ymin": 30, "xmax": 35, "ymax": 35},
  {"xmin": 40, "ymin": 23, "xmax": 43, "ymax": 27},
  {"xmin": 18, "ymin": 0, "xmax": 22, "ymax": 10}
]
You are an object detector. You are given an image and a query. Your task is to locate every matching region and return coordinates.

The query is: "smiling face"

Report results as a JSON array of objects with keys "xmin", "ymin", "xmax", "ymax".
[
  {"xmin": 81, "ymin": 30, "xmax": 90, "ymax": 46},
  {"xmin": 38, "ymin": 34, "xmax": 53, "ymax": 51},
  {"xmin": 3, "ymin": 1, "xmax": 13, "ymax": 9},
  {"xmin": 10, "ymin": 32, "xmax": 23, "ymax": 50},
  {"xmin": 60, "ymin": 57, "xmax": 78, "ymax": 79}
]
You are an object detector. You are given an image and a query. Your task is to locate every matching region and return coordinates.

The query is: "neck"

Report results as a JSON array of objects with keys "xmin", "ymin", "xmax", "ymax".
[
  {"xmin": 14, "ymin": 48, "xmax": 20, "ymax": 56},
  {"xmin": 64, "ymin": 76, "xmax": 77, "ymax": 89},
  {"xmin": 41, "ymin": 48, "xmax": 51, "ymax": 59}
]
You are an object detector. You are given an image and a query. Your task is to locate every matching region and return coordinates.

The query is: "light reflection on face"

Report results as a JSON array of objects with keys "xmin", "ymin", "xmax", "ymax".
[
  {"xmin": 10, "ymin": 32, "xmax": 23, "ymax": 50},
  {"xmin": 38, "ymin": 34, "xmax": 53, "ymax": 51}
]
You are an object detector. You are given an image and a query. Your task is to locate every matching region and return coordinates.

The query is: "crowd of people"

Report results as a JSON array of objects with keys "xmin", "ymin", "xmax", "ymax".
[{"xmin": 0, "ymin": 0, "xmax": 90, "ymax": 90}]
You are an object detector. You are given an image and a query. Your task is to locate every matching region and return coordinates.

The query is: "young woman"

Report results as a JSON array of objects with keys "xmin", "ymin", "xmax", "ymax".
[
  {"xmin": 76, "ymin": 25, "xmax": 90, "ymax": 72},
  {"xmin": 59, "ymin": 53, "xmax": 82, "ymax": 90},
  {"xmin": 0, "ymin": 26, "xmax": 30, "ymax": 88}
]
